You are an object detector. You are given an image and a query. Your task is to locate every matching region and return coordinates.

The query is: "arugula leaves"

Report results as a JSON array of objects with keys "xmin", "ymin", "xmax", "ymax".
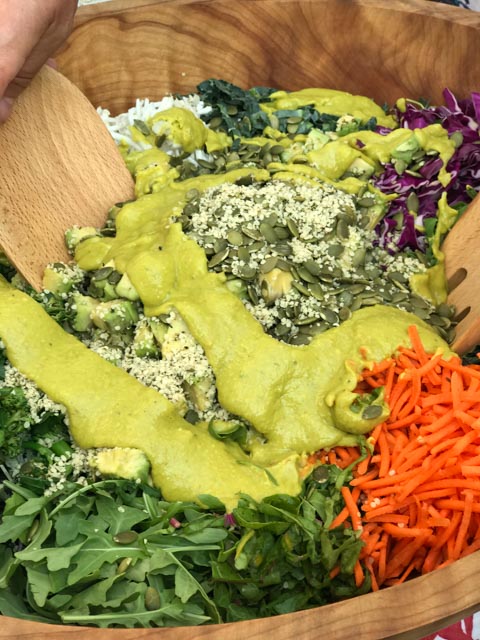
[{"xmin": 0, "ymin": 468, "xmax": 367, "ymax": 627}]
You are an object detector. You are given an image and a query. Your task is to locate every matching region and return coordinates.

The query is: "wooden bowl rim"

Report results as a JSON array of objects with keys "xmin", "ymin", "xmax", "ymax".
[{"xmin": 2, "ymin": 1, "xmax": 480, "ymax": 638}]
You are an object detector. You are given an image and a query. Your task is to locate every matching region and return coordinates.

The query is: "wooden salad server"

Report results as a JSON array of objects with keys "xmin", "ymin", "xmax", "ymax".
[
  {"xmin": 0, "ymin": 66, "xmax": 134, "ymax": 291},
  {"xmin": 443, "ymin": 196, "xmax": 480, "ymax": 355}
]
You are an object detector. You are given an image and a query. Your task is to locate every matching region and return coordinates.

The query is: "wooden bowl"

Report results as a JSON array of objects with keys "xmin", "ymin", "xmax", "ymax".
[{"xmin": 2, "ymin": 0, "xmax": 480, "ymax": 638}]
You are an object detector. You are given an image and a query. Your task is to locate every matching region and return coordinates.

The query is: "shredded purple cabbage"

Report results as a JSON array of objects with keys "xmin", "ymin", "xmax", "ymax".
[{"xmin": 374, "ymin": 89, "xmax": 480, "ymax": 251}]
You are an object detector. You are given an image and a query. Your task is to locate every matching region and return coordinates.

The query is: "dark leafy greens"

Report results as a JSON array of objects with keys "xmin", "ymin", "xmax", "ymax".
[{"xmin": 0, "ymin": 467, "xmax": 367, "ymax": 627}]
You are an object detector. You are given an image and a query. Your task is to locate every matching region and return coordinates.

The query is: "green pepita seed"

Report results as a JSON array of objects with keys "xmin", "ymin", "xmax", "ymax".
[
  {"xmin": 238, "ymin": 246, "xmax": 251, "ymax": 262},
  {"xmin": 289, "ymin": 333, "xmax": 311, "ymax": 346},
  {"xmin": 309, "ymin": 283, "xmax": 325, "ymax": 301},
  {"xmin": 338, "ymin": 306, "xmax": 352, "ymax": 322},
  {"xmin": 303, "ymin": 260, "xmax": 322, "ymax": 276},
  {"xmin": 352, "ymin": 248, "xmax": 366, "ymax": 267},
  {"xmin": 274, "ymin": 226, "xmax": 290, "ymax": 240},
  {"xmin": 287, "ymin": 218, "xmax": 300, "ymax": 237},
  {"xmin": 239, "ymin": 265, "xmax": 257, "ymax": 280},
  {"xmin": 270, "ymin": 144, "xmax": 285, "ymax": 156},
  {"xmin": 242, "ymin": 226, "xmax": 262, "ymax": 240},
  {"xmin": 184, "ymin": 409, "xmax": 199, "ymax": 424},
  {"xmin": 357, "ymin": 196, "xmax": 375, "ymax": 207},
  {"xmin": 113, "ymin": 531, "xmax": 138, "ymax": 545},
  {"xmin": 362, "ymin": 405, "xmax": 383, "ymax": 420},
  {"xmin": 292, "ymin": 281, "xmax": 311, "ymax": 296},
  {"xmin": 451, "ymin": 131, "xmax": 464, "ymax": 148},
  {"xmin": 145, "ymin": 587, "xmax": 161, "ymax": 611},
  {"xmin": 394, "ymin": 158, "xmax": 407, "ymax": 175},
  {"xmin": 209, "ymin": 116, "xmax": 223, "ymax": 129},
  {"xmin": 327, "ymin": 244, "xmax": 344, "ymax": 258},
  {"xmin": 208, "ymin": 248, "xmax": 230, "ymax": 268},
  {"xmin": 108, "ymin": 270, "xmax": 122, "ymax": 285},
  {"xmin": 93, "ymin": 266, "xmax": 113, "ymax": 281},
  {"xmin": 116, "ymin": 557, "xmax": 133, "ymax": 574},
  {"xmin": 297, "ymin": 267, "xmax": 319, "ymax": 284},
  {"xmin": 259, "ymin": 222, "xmax": 278, "ymax": 244},
  {"xmin": 276, "ymin": 259, "xmax": 292, "ymax": 272},
  {"xmin": 259, "ymin": 257, "xmax": 278, "ymax": 273},
  {"xmin": 320, "ymin": 309, "xmax": 339, "ymax": 324},
  {"xmin": 214, "ymin": 238, "xmax": 228, "ymax": 253},
  {"xmin": 274, "ymin": 323, "xmax": 290, "ymax": 337},
  {"xmin": 227, "ymin": 230, "xmax": 244, "ymax": 246},
  {"xmin": 247, "ymin": 285, "xmax": 259, "ymax": 305},
  {"xmin": 133, "ymin": 119, "xmax": 150, "ymax": 136},
  {"xmin": 406, "ymin": 191, "xmax": 420, "ymax": 213},
  {"xmin": 295, "ymin": 316, "xmax": 318, "ymax": 326},
  {"xmin": 336, "ymin": 219, "xmax": 350, "ymax": 240}
]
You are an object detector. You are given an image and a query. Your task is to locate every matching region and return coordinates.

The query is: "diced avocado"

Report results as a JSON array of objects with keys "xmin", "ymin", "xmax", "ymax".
[
  {"xmin": 392, "ymin": 134, "xmax": 420, "ymax": 164},
  {"xmin": 148, "ymin": 318, "xmax": 169, "ymax": 345},
  {"xmin": 65, "ymin": 226, "xmax": 98, "ymax": 254},
  {"xmin": 42, "ymin": 264, "xmax": 79, "ymax": 295},
  {"xmin": 184, "ymin": 377, "xmax": 213, "ymax": 412},
  {"xmin": 133, "ymin": 321, "xmax": 159, "ymax": 357},
  {"xmin": 344, "ymin": 157, "xmax": 375, "ymax": 180},
  {"xmin": 71, "ymin": 293, "xmax": 99, "ymax": 332},
  {"xmin": 115, "ymin": 273, "xmax": 140, "ymax": 301},
  {"xmin": 92, "ymin": 447, "xmax": 150, "ymax": 483},
  {"xmin": 91, "ymin": 300, "xmax": 139, "ymax": 332}
]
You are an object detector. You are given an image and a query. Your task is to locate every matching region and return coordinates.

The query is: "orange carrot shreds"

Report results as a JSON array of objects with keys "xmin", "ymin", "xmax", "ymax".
[
  {"xmin": 341, "ymin": 486, "xmax": 362, "ymax": 531},
  {"xmin": 354, "ymin": 559, "xmax": 365, "ymax": 587},
  {"xmin": 377, "ymin": 431, "xmax": 391, "ymax": 477},
  {"xmin": 329, "ymin": 565, "xmax": 341, "ymax": 580},
  {"xmin": 321, "ymin": 327, "xmax": 480, "ymax": 589},
  {"xmin": 452, "ymin": 490, "xmax": 474, "ymax": 560}
]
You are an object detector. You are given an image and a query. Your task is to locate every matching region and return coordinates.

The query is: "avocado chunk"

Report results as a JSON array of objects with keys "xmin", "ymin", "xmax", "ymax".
[
  {"xmin": 42, "ymin": 264, "xmax": 82, "ymax": 295},
  {"xmin": 71, "ymin": 293, "xmax": 99, "ymax": 333},
  {"xmin": 92, "ymin": 447, "xmax": 150, "ymax": 483},
  {"xmin": 133, "ymin": 320, "xmax": 159, "ymax": 357},
  {"xmin": 65, "ymin": 226, "xmax": 99, "ymax": 253},
  {"xmin": 91, "ymin": 300, "xmax": 139, "ymax": 332},
  {"xmin": 115, "ymin": 273, "xmax": 140, "ymax": 301}
]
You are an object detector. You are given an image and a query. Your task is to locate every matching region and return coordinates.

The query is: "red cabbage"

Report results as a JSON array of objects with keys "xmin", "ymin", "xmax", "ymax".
[{"xmin": 374, "ymin": 89, "xmax": 480, "ymax": 251}]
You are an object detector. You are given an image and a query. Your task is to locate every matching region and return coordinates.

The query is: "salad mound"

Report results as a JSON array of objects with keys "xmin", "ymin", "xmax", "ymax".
[{"xmin": 0, "ymin": 80, "xmax": 480, "ymax": 627}]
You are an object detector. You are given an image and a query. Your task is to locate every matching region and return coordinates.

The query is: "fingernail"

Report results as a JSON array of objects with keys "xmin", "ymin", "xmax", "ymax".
[{"xmin": 0, "ymin": 97, "xmax": 14, "ymax": 123}]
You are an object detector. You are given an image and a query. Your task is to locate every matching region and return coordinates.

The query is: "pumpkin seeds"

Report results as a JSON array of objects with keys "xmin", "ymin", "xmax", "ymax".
[
  {"xmin": 362, "ymin": 405, "xmax": 383, "ymax": 420},
  {"xmin": 113, "ymin": 531, "xmax": 138, "ymax": 545}
]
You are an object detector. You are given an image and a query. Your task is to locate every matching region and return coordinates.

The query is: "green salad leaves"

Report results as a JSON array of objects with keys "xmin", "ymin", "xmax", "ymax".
[{"xmin": 0, "ymin": 467, "xmax": 367, "ymax": 627}]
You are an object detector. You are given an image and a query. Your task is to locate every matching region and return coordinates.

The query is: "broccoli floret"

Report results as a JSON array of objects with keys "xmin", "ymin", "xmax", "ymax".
[{"xmin": 0, "ymin": 386, "xmax": 32, "ymax": 460}]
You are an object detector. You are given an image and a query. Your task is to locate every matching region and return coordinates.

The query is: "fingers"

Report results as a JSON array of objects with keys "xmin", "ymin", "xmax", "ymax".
[{"xmin": 0, "ymin": 0, "xmax": 77, "ymax": 122}]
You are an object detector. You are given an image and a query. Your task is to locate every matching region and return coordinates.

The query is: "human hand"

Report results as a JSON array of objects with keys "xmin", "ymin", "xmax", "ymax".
[{"xmin": 0, "ymin": 0, "xmax": 77, "ymax": 122}]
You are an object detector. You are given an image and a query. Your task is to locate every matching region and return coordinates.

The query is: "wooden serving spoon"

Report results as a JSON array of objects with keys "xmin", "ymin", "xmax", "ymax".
[
  {"xmin": 443, "ymin": 196, "xmax": 480, "ymax": 355},
  {"xmin": 0, "ymin": 66, "xmax": 134, "ymax": 291}
]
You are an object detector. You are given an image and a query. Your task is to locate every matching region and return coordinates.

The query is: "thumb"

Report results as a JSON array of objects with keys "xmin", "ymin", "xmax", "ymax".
[{"xmin": 0, "ymin": 97, "xmax": 14, "ymax": 123}]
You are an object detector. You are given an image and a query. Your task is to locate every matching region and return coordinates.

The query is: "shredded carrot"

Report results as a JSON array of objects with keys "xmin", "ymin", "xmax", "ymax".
[{"xmin": 316, "ymin": 325, "xmax": 480, "ymax": 590}]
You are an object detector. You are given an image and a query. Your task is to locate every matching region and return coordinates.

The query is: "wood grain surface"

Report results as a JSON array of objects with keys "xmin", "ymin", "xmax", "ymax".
[
  {"xmin": 1, "ymin": 549, "xmax": 479, "ymax": 640},
  {"xmin": 443, "ymin": 197, "xmax": 480, "ymax": 354},
  {"xmin": 57, "ymin": 0, "xmax": 480, "ymax": 114},
  {"xmin": 0, "ymin": 66, "xmax": 134, "ymax": 290},
  {"xmin": 2, "ymin": 0, "xmax": 480, "ymax": 638}
]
